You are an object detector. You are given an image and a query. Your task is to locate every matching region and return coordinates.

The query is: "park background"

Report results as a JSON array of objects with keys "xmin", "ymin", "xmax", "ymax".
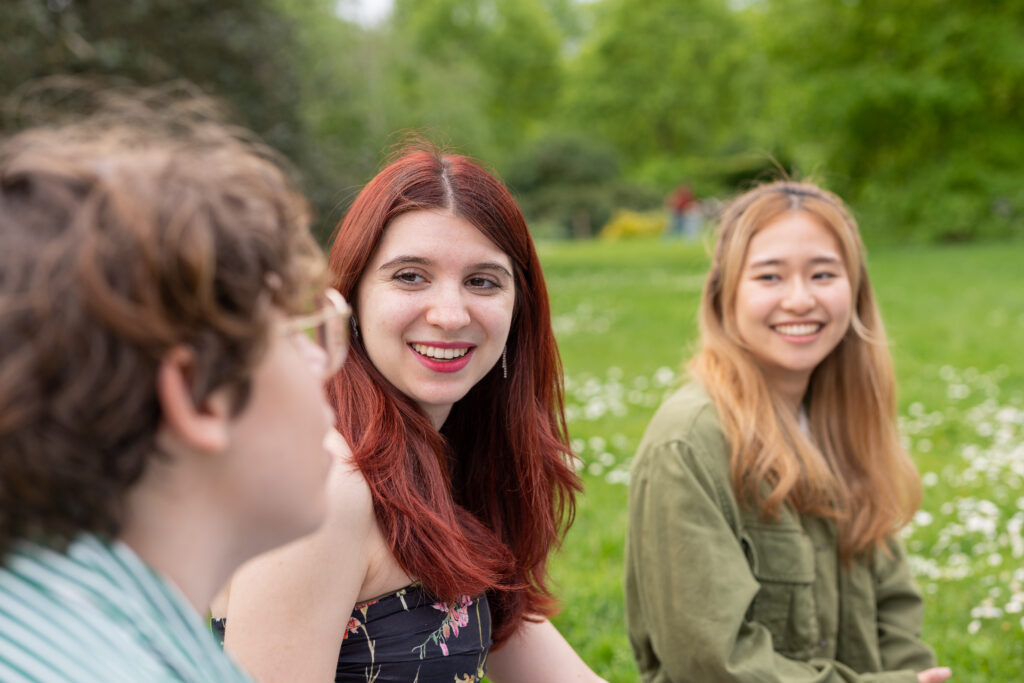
[{"xmin": 3, "ymin": 1, "xmax": 1021, "ymax": 680}]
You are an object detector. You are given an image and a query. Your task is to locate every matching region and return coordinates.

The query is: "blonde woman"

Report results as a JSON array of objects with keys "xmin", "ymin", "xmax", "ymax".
[{"xmin": 626, "ymin": 181, "xmax": 951, "ymax": 683}]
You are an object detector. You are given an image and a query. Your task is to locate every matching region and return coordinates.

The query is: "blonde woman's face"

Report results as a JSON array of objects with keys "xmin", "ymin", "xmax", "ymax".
[{"xmin": 734, "ymin": 211, "xmax": 852, "ymax": 397}]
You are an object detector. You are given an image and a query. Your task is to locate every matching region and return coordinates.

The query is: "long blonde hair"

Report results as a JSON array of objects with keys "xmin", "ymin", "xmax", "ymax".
[{"xmin": 690, "ymin": 181, "xmax": 920, "ymax": 559}]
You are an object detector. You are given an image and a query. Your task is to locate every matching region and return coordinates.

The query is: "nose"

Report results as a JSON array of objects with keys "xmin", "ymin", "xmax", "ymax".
[
  {"xmin": 782, "ymin": 277, "xmax": 816, "ymax": 313},
  {"xmin": 424, "ymin": 284, "xmax": 471, "ymax": 330}
]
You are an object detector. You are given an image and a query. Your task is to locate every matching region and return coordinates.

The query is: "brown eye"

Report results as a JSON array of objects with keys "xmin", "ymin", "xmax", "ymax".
[
  {"xmin": 466, "ymin": 276, "xmax": 500, "ymax": 289},
  {"xmin": 394, "ymin": 271, "xmax": 425, "ymax": 284}
]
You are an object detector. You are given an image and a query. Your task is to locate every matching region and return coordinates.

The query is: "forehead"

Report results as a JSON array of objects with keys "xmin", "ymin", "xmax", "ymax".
[
  {"xmin": 743, "ymin": 211, "xmax": 842, "ymax": 264},
  {"xmin": 371, "ymin": 209, "xmax": 511, "ymax": 267}
]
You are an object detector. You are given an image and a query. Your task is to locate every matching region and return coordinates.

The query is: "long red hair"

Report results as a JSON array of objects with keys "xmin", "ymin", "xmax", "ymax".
[{"xmin": 326, "ymin": 147, "xmax": 581, "ymax": 646}]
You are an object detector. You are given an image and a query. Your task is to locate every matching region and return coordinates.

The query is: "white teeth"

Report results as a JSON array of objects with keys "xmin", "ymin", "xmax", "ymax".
[
  {"xmin": 411, "ymin": 343, "xmax": 470, "ymax": 360},
  {"xmin": 773, "ymin": 323, "xmax": 821, "ymax": 336}
]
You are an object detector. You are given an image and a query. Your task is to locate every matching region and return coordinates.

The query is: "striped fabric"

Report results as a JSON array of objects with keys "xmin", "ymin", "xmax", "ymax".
[{"xmin": 0, "ymin": 534, "xmax": 251, "ymax": 682}]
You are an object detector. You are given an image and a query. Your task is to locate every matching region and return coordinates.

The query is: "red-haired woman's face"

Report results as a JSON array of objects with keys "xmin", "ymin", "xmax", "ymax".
[{"xmin": 355, "ymin": 209, "xmax": 515, "ymax": 428}]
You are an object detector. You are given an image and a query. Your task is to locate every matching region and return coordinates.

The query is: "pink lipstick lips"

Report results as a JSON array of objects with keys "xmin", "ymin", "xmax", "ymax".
[{"xmin": 408, "ymin": 341, "xmax": 475, "ymax": 373}]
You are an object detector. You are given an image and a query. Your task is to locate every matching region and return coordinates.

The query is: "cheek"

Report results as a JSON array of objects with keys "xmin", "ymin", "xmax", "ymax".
[
  {"xmin": 488, "ymin": 297, "xmax": 516, "ymax": 340},
  {"xmin": 734, "ymin": 284, "xmax": 773, "ymax": 324},
  {"xmin": 828, "ymin": 285, "xmax": 854, "ymax": 325},
  {"xmin": 357, "ymin": 290, "xmax": 409, "ymax": 340},
  {"xmin": 237, "ymin": 344, "xmax": 326, "ymax": 444}
]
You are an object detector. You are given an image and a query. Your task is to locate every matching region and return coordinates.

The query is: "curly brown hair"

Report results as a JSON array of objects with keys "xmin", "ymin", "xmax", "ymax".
[{"xmin": 0, "ymin": 103, "xmax": 325, "ymax": 559}]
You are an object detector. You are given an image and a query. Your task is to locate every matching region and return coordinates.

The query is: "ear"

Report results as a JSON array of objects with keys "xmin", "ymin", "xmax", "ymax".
[{"xmin": 156, "ymin": 346, "xmax": 231, "ymax": 453}]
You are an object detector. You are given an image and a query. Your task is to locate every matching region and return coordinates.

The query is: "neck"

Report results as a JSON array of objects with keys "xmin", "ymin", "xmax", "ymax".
[
  {"xmin": 766, "ymin": 373, "xmax": 809, "ymax": 416},
  {"xmin": 118, "ymin": 458, "xmax": 245, "ymax": 613},
  {"xmin": 424, "ymin": 404, "xmax": 452, "ymax": 431}
]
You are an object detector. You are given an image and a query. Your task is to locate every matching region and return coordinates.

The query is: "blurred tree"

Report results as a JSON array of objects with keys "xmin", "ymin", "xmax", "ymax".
[
  {"xmin": 562, "ymin": 0, "xmax": 761, "ymax": 170},
  {"xmin": 272, "ymin": 0, "xmax": 394, "ymax": 236},
  {"xmin": 0, "ymin": 0, "xmax": 306, "ymax": 160},
  {"xmin": 754, "ymin": 0, "xmax": 1024, "ymax": 241},
  {"xmin": 506, "ymin": 132, "xmax": 659, "ymax": 238},
  {"xmin": 389, "ymin": 0, "xmax": 564, "ymax": 164},
  {"xmin": 10, "ymin": 0, "xmax": 1019, "ymax": 243}
]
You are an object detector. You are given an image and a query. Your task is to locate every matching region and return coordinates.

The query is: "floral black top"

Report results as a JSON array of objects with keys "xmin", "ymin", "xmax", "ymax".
[
  {"xmin": 211, "ymin": 584, "xmax": 491, "ymax": 683},
  {"xmin": 338, "ymin": 584, "xmax": 491, "ymax": 682}
]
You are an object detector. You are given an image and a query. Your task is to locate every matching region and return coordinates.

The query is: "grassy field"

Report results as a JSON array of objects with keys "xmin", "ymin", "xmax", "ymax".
[{"xmin": 538, "ymin": 238, "xmax": 1024, "ymax": 682}]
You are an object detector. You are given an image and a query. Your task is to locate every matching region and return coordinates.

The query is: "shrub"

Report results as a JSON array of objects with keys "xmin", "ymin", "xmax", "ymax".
[
  {"xmin": 599, "ymin": 210, "xmax": 666, "ymax": 241},
  {"xmin": 506, "ymin": 133, "xmax": 660, "ymax": 239}
]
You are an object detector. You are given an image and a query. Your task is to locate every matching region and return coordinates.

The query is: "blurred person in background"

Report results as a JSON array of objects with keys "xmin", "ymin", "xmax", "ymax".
[
  {"xmin": 213, "ymin": 146, "xmax": 606, "ymax": 682},
  {"xmin": 0, "ymin": 97, "xmax": 351, "ymax": 682},
  {"xmin": 627, "ymin": 181, "xmax": 951, "ymax": 683},
  {"xmin": 667, "ymin": 183, "xmax": 702, "ymax": 240}
]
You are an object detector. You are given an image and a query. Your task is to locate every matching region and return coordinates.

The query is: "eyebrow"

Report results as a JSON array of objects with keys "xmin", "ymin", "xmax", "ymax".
[
  {"xmin": 378, "ymin": 256, "xmax": 513, "ymax": 277},
  {"xmin": 378, "ymin": 256, "xmax": 429, "ymax": 271},
  {"xmin": 748, "ymin": 255, "xmax": 843, "ymax": 268}
]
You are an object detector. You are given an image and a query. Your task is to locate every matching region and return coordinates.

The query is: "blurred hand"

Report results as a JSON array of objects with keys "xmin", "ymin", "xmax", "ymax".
[{"xmin": 917, "ymin": 667, "xmax": 952, "ymax": 683}]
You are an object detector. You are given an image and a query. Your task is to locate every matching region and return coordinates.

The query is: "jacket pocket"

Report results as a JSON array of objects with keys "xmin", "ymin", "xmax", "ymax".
[{"xmin": 745, "ymin": 524, "xmax": 820, "ymax": 658}]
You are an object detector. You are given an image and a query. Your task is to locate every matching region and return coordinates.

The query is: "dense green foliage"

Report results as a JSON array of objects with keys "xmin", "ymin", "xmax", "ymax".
[
  {"xmin": 0, "ymin": 0, "xmax": 308, "ymax": 172},
  {"xmin": 542, "ymin": 238, "xmax": 1024, "ymax": 682},
  {"xmin": 751, "ymin": 0, "xmax": 1024, "ymax": 242},
  {"xmin": 5, "ymin": 0, "xmax": 1023, "ymax": 242},
  {"xmin": 563, "ymin": 0, "xmax": 759, "ymax": 173}
]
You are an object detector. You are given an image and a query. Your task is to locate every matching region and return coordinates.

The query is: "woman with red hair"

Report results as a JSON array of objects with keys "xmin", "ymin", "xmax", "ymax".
[{"xmin": 213, "ymin": 147, "xmax": 603, "ymax": 681}]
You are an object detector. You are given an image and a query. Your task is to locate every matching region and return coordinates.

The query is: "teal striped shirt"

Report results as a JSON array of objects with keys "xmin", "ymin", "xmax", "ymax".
[{"xmin": 0, "ymin": 534, "xmax": 251, "ymax": 682}]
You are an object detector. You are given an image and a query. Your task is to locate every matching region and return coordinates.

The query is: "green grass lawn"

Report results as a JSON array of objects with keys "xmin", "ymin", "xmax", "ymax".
[{"xmin": 539, "ymin": 238, "xmax": 1024, "ymax": 682}]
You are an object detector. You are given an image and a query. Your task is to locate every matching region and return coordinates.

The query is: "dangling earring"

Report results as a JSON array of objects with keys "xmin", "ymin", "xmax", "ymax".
[
  {"xmin": 351, "ymin": 316, "xmax": 360, "ymax": 339},
  {"xmin": 501, "ymin": 346, "xmax": 508, "ymax": 379}
]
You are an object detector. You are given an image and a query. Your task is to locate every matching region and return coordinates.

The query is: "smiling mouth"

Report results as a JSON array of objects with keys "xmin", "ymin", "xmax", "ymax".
[
  {"xmin": 410, "ymin": 343, "xmax": 472, "ymax": 360},
  {"xmin": 772, "ymin": 323, "xmax": 823, "ymax": 336}
]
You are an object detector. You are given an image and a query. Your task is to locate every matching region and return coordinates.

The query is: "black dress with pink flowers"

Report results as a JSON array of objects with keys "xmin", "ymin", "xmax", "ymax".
[
  {"xmin": 336, "ymin": 584, "xmax": 491, "ymax": 682},
  {"xmin": 212, "ymin": 583, "xmax": 491, "ymax": 682}
]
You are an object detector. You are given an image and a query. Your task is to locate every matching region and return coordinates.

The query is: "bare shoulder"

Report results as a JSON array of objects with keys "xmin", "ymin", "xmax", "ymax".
[
  {"xmin": 323, "ymin": 444, "xmax": 375, "ymax": 532},
  {"xmin": 335, "ymin": 446, "xmax": 414, "ymax": 602}
]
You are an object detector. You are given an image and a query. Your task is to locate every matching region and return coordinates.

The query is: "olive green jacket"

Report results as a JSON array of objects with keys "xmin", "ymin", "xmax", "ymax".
[{"xmin": 625, "ymin": 383, "xmax": 936, "ymax": 682}]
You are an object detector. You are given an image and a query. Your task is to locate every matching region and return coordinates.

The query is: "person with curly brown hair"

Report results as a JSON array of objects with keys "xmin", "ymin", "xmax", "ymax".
[{"xmin": 0, "ymin": 102, "xmax": 351, "ymax": 682}]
